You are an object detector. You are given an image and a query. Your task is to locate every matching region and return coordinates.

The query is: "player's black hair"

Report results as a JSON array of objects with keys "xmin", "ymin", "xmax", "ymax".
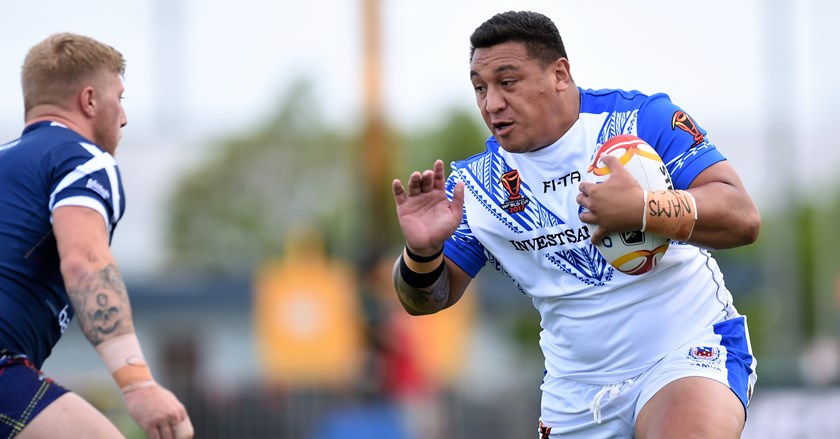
[{"xmin": 469, "ymin": 11, "xmax": 567, "ymax": 65}]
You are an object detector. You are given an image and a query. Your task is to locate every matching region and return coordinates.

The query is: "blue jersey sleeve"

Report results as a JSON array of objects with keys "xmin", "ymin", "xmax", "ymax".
[
  {"xmin": 442, "ymin": 163, "xmax": 487, "ymax": 278},
  {"xmin": 636, "ymin": 93, "xmax": 726, "ymax": 189},
  {"xmin": 47, "ymin": 142, "xmax": 125, "ymax": 231}
]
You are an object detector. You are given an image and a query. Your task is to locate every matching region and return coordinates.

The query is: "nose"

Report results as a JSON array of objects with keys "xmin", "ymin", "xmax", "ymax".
[
  {"xmin": 484, "ymin": 86, "xmax": 506, "ymax": 114},
  {"xmin": 120, "ymin": 106, "xmax": 128, "ymax": 128}
]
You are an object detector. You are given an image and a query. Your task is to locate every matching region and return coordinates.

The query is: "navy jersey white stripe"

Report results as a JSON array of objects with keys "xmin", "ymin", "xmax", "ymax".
[
  {"xmin": 0, "ymin": 121, "xmax": 125, "ymax": 368},
  {"xmin": 48, "ymin": 141, "xmax": 122, "ymax": 229}
]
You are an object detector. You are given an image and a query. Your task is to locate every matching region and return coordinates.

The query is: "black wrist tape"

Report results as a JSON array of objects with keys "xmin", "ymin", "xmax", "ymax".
[
  {"xmin": 399, "ymin": 255, "xmax": 445, "ymax": 288},
  {"xmin": 404, "ymin": 245, "xmax": 443, "ymax": 263}
]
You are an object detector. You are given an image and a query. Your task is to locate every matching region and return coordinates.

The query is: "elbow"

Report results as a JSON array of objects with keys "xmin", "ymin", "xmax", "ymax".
[
  {"xmin": 743, "ymin": 218, "xmax": 761, "ymax": 246},
  {"xmin": 59, "ymin": 250, "xmax": 110, "ymax": 287},
  {"xmin": 734, "ymin": 208, "xmax": 761, "ymax": 247},
  {"xmin": 404, "ymin": 307, "xmax": 432, "ymax": 317},
  {"xmin": 400, "ymin": 302, "xmax": 440, "ymax": 317},
  {"xmin": 60, "ymin": 254, "xmax": 92, "ymax": 286},
  {"xmin": 743, "ymin": 208, "xmax": 761, "ymax": 245}
]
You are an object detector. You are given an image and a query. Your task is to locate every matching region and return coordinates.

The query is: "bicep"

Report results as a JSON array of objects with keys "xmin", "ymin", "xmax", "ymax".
[
  {"xmin": 686, "ymin": 161, "xmax": 760, "ymax": 248},
  {"xmin": 688, "ymin": 160, "xmax": 745, "ymax": 191},
  {"xmin": 688, "ymin": 160, "xmax": 756, "ymax": 219},
  {"xmin": 53, "ymin": 205, "xmax": 116, "ymax": 284}
]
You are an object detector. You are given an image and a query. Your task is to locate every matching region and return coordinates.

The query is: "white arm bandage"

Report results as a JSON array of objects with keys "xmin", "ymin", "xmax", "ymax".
[{"xmin": 95, "ymin": 333, "xmax": 155, "ymax": 393}]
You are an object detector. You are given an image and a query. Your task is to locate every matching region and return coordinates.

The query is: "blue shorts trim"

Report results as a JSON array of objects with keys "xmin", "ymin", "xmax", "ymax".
[
  {"xmin": 714, "ymin": 316, "xmax": 756, "ymax": 409},
  {"xmin": 0, "ymin": 350, "xmax": 69, "ymax": 438}
]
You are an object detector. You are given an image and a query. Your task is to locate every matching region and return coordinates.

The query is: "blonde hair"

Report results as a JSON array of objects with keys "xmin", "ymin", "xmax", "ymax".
[{"xmin": 21, "ymin": 32, "xmax": 125, "ymax": 113}]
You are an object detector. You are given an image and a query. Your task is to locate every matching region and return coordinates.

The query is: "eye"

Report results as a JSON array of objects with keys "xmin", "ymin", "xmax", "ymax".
[
  {"xmin": 500, "ymin": 79, "xmax": 517, "ymax": 87},
  {"xmin": 473, "ymin": 84, "xmax": 486, "ymax": 94}
]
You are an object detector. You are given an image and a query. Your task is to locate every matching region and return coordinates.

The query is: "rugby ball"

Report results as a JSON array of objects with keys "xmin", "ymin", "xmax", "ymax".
[{"xmin": 585, "ymin": 134, "xmax": 673, "ymax": 275}]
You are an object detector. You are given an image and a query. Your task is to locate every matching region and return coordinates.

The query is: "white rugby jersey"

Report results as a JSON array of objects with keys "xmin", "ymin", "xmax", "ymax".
[{"xmin": 443, "ymin": 88, "xmax": 741, "ymax": 384}]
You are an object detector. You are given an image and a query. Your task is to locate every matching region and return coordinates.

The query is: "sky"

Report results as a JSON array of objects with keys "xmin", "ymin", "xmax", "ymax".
[{"xmin": 1, "ymin": 0, "xmax": 838, "ymax": 274}]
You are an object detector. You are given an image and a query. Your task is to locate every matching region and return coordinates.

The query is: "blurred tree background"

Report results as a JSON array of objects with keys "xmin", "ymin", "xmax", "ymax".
[
  {"xmin": 164, "ymin": 79, "xmax": 488, "ymax": 275},
  {"xmin": 165, "ymin": 79, "xmax": 360, "ymax": 273}
]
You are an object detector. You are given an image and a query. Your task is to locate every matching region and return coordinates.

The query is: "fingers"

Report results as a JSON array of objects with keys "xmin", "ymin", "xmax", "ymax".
[
  {"xmin": 396, "ymin": 160, "xmax": 448, "ymax": 200},
  {"xmin": 125, "ymin": 385, "xmax": 190, "ymax": 439},
  {"xmin": 600, "ymin": 154, "xmax": 634, "ymax": 182},
  {"xmin": 150, "ymin": 408, "xmax": 188, "ymax": 439},
  {"xmin": 159, "ymin": 424, "xmax": 174, "ymax": 439},
  {"xmin": 600, "ymin": 154, "xmax": 622, "ymax": 171},
  {"xmin": 174, "ymin": 417, "xmax": 195, "ymax": 439},
  {"xmin": 450, "ymin": 181, "xmax": 465, "ymax": 214},
  {"xmin": 159, "ymin": 405, "xmax": 190, "ymax": 439},
  {"xmin": 432, "ymin": 159, "xmax": 447, "ymax": 190},
  {"xmin": 590, "ymin": 225, "xmax": 606, "ymax": 245},
  {"xmin": 578, "ymin": 181, "xmax": 593, "ymax": 197},
  {"xmin": 406, "ymin": 171, "xmax": 423, "ymax": 196},
  {"xmin": 419, "ymin": 169, "xmax": 434, "ymax": 193},
  {"xmin": 145, "ymin": 423, "xmax": 162, "ymax": 439},
  {"xmin": 392, "ymin": 179, "xmax": 406, "ymax": 204}
]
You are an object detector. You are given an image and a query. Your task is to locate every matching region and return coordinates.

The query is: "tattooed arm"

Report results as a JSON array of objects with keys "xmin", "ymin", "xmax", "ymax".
[
  {"xmin": 53, "ymin": 206, "xmax": 193, "ymax": 439},
  {"xmin": 52, "ymin": 207, "xmax": 134, "ymax": 345},
  {"xmin": 392, "ymin": 256, "xmax": 472, "ymax": 316},
  {"xmin": 67, "ymin": 264, "xmax": 134, "ymax": 345}
]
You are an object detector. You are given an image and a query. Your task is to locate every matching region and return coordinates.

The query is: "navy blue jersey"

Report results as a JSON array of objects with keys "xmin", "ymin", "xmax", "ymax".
[{"xmin": 0, "ymin": 121, "xmax": 125, "ymax": 368}]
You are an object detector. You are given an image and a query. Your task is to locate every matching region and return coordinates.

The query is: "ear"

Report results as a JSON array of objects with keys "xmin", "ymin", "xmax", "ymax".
[
  {"xmin": 78, "ymin": 86, "xmax": 96, "ymax": 118},
  {"xmin": 553, "ymin": 58, "xmax": 573, "ymax": 92}
]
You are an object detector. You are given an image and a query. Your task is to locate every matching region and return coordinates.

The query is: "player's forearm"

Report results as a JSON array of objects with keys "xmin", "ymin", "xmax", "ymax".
[
  {"xmin": 392, "ymin": 255, "xmax": 452, "ymax": 315},
  {"xmin": 65, "ymin": 262, "xmax": 136, "ymax": 346},
  {"xmin": 65, "ymin": 262, "xmax": 159, "ymax": 394}
]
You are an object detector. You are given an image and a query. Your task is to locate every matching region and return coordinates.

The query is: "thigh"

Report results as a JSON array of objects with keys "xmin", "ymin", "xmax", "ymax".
[
  {"xmin": 635, "ymin": 376, "xmax": 744, "ymax": 439},
  {"xmin": 634, "ymin": 316, "xmax": 757, "ymax": 439},
  {"xmin": 0, "ymin": 352, "xmax": 70, "ymax": 438},
  {"xmin": 17, "ymin": 392, "xmax": 125, "ymax": 439}
]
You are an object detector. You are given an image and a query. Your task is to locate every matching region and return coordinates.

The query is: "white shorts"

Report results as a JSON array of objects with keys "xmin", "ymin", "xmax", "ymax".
[{"xmin": 537, "ymin": 316, "xmax": 757, "ymax": 439}]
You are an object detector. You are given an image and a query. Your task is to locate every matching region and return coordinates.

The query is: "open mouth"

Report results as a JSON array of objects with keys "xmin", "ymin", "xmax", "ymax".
[{"xmin": 492, "ymin": 121, "xmax": 513, "ymax": 136}]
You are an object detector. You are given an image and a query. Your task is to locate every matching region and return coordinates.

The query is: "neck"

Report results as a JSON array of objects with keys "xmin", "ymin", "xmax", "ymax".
[
  {"xmin": 555, "ymin": 85, "xmax": 581, "ymax": 139},
  {"xmin": 26, "ymin": 106, "xmax": 90, "ymax": 139}
]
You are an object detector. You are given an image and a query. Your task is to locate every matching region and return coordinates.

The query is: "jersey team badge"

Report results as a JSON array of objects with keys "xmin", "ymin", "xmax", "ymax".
[
  {"xmin": 500, "ymin": 169, "xmax": 530, "ymax": 214},
  {"xmin": 688, "ymin": 346, "xmax": 720, "ymax": 362}
]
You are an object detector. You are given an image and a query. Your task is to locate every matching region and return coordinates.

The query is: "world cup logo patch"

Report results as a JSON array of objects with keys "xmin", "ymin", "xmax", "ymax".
[
  {"xmin": 671, "ymin": 110, "xmax": 705, "ymax": 147},
  {"xmin": 500, "ymin": 170, "xmax": 530, "ymax": 214}
]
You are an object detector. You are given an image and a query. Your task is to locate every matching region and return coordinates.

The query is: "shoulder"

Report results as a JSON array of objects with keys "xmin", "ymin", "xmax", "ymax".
[
  {"xmin": 579, "ymin": 87, "xmax": 655, "ymax": 114},
  {"xmin": 450, "ymin": 136, "xmax": 500, "ymax": 171},
  {"xmin": 18, "ymin": 122, "xmax": 114, "ymax": 167},
  {"xmin": 579, "ymin": 87, "xmax": 683, "ymax": 115}
]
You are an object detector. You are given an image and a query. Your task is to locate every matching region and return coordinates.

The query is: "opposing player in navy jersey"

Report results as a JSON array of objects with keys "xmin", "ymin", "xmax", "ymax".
[
  {"xmin": 391, "ymin": 11, "xmax": 760, "ymax": 439},
  {"xmin": 0, "ymin": 33, "xmax": 192, "ymax": 438}
]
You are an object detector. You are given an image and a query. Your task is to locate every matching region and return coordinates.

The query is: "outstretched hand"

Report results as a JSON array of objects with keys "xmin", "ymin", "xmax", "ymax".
[
  {"xmin": 392, "ymin": 160, "xmax": 465, "ymax": 255},
  {"xmin": 577, "ymin": 154, "xmax": 645, "ymax": 244},
  {"xmin": 123, "ymin": 383, "xmax": 193, "ymax": 439}
]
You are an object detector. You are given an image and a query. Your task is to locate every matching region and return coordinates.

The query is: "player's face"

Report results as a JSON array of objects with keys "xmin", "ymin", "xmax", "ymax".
[
  {"xmin": 470, "ymin": 42, "xmax": 568, "ymax": 153},
  {"xmin": 92, "ymin": 72, "xmax": 127, "ymax": 155}
]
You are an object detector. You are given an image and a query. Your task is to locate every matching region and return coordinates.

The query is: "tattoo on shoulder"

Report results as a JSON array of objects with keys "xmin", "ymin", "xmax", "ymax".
[{"xmin": 67, "ymin": 264, "xmax": 134, "ymax": 345}]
